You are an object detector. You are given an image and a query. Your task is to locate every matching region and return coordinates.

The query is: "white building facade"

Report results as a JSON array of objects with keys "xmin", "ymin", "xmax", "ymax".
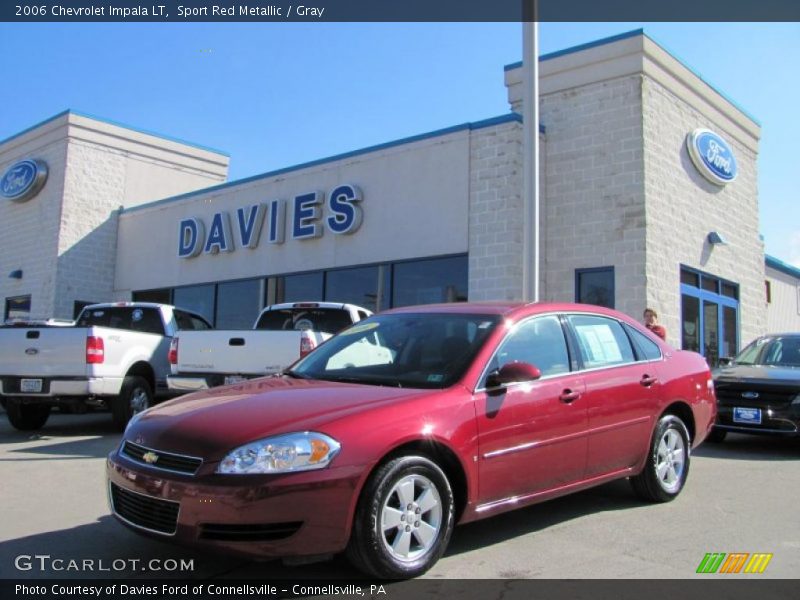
[{"xmin": 2, "ymin": 30, "xmax": 798, "ymax": 365}]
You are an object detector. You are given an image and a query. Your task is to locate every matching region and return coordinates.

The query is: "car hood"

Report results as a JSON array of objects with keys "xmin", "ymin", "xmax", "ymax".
[
  {"xmin": 713, "ymin": 364, "xmax": 800, "ymax": 387},
  {"xmin": 125, "ymin": 376, "xmax": 430, "ymax": 460}
]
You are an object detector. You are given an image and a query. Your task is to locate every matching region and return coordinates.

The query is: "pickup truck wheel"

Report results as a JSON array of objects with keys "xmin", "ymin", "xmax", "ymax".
[
  {"xmin": 6, "ymin": 399, "xmax": 51, "ymax": 431},
  {"xmin": 112, "ymin": 376, "xmax": 152, "ymax": 431}
]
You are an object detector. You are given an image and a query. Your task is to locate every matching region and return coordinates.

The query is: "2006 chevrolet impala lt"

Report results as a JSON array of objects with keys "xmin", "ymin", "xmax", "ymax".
[{"xmin": 107, "ymin": 302, "xmax": 716, "ymax": 578}]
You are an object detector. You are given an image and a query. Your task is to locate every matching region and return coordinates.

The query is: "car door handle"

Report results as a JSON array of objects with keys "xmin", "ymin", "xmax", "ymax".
[
  {"xmin": 560, "ymin": 389, "xmax": 581, "ymax": 403},
  {"xmin": 640, "ymin": 375, "xmax": 658, "ymax": 387}
]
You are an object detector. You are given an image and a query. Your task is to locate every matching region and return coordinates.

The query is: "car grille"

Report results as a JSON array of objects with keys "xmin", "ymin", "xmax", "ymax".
[
  {"xmin": 122, "ymin": 441, "xmax": 202, "ymax": 475},
  {"xmin": 199, "ymin": 522, "xmax": 303, "ymax": 542},
  {"xmin": 110, "ymin": 483, "xmax": 179, "ymax": 535},
  {"xmin": 715, "ymin": 385, "xmax": 796, "ymax": 408}
]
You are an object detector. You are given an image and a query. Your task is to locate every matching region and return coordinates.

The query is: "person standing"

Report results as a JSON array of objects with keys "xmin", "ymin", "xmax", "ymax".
[{"xmin": 643, "ymin": 308, "xmax": 667, "ymax": 341}]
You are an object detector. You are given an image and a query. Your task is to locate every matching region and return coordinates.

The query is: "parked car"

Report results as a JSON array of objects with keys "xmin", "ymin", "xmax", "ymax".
[
  {"xmin": 708, "ymin": 333, "xmax": 800, "ymax": 442},
  {"xmin": 107, "ymin": 302, "xmax": 715, "ymax": 578},
  {"xmin": 167, "ymin": 302, "xmax": 371, "ymax": 392},
  {"xmin": 0, "ymin": 302, "xmax": 211, "ymax": 431}
]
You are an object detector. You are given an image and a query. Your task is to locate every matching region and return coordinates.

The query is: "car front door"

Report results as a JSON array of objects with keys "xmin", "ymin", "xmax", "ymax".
[{"xmin": 474, "ymin": 314, "xmax": 588, "ymax": 506}]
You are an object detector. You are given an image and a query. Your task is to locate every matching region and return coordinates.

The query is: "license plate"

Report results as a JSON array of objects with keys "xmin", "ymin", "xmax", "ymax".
[
  {"xmin": 224, "ymin": 375, "xmax": 246, "ymax": 385},
  {"xmin": 20, "ymin": 378, "xmax": 43, "ymax": 393},
  {"xmin": 733, "ymin": 407, "xmax": 761, "ymax": 425}
]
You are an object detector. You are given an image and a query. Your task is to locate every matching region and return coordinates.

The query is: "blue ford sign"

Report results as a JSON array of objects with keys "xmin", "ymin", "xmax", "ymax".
[
  {"xmin": 0, "ymin": 159, "xmax": 48, "ymax": 202},
  {"xmin": 686, "ymin": 129, "xmax": 738, "ymax": 185}
]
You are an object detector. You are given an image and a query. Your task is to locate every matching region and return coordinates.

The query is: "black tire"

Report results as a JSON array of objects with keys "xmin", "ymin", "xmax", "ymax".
[
  {"xmin": 346, "ymin": 455, "xmax": 455, "ymax": 579},
  {"xmin": 631, "ymin": 414, "xmax": 691, "ymax": 503},
  {"xmin": 6, "ymin": 400, "xmax": 51, "ymax": 431},
  {"xmin": 705, "ymin": 428, "xmax": 727, "ymax": 443},
  {"xmin": 111, "ymin": 376, "xmax": 152, "ymax": 431}
]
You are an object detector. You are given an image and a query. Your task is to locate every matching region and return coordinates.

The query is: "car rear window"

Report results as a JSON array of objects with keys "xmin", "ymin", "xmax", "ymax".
[
  {"xmin": 77, "ymin": 307, "xmax": 165, "ymax": 335},
  {"xmin": 255, "ymin": 308, "xmax": 353, "ymax": 334}
]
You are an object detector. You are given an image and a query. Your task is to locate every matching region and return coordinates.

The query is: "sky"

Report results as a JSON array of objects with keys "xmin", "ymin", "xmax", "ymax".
[{"xmin": 1, "ymin": 22, "xmax": 798, "ymax": 266}]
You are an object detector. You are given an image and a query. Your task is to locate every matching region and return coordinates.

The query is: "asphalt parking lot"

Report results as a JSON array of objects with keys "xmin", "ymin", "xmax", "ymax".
[{"xmin": 0, "ymin": 409, "xmax": 798, "ymax": 580}]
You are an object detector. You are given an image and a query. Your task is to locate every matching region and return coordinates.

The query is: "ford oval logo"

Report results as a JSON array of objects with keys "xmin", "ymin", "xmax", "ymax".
[
  {"xmin": 0, "ymin": 159, "xmax": 48, "ymax": 202},
  {"xmin": 686, "ymin": 129, "xmax": 737, "ymax": 186},
  {"xmin": 741, "ymin": 391, "xmax": 759, "ymax": 400},
  {"xmin": 25, "ymin": 348, "xmax": 38, "ymax": 356}
]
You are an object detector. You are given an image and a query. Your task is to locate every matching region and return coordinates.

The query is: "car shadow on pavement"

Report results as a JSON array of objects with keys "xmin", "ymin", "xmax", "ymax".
[
  {"xmin": 444, "ymin": 478, "xmax": 639, "ymax": 558},
  {"xmin": 694, "ymin": 433, "xmax": 800, "ymax": 461},
  {"xmin": 0, "ymin": 515, "xmax": 363, "ymax": 580},
  {"xmin": 0, "ymin": 412, "xmax": 119, "ymax": 441}
]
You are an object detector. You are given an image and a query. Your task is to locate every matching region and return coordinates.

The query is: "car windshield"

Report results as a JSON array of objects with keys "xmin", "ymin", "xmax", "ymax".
[
  {"xmin": 734, "ymin": 336, "xmax": 800, "ymax": 368},
  {"xmin": 290, "ymin": 312, "xmax": 502, "ymax": 389}
]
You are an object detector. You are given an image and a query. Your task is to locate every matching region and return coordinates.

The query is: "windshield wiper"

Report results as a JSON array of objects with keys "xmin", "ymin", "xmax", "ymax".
[
  {"xmin": 320, "ymin": 375, "xmax": 404, "ymax": 388},
  {"xmin": 279, "ymin": 369, "xmax": 311, "ymax": 379}
]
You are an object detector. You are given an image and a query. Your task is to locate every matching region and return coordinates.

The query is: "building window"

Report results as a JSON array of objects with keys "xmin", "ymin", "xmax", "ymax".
[
  {"xmin": 575, "ymin": 267, "xmax": 615, "ymax": 309},
  {"xmin": 132, "ymin": 288, "xmax": 172, "ymax": 304},
  {"xmin": 680, "ymin": 266, "xmax": 739, "ymax": 366},
  {"xmin": 392, "ymin": 255, "xmax": 468, "ymax": 308},
  {"xmin": 173, "ymin": 284, "xmax": 215, "ymax": 325},
  {"xmin": 325, "ymin": 265, "xmax": 391, "ymax": 313},
  {"xmin": 216, "ymin": 279, "xmax": 262, "ymax": 329},
  {"xmin": 4, "ymin": 295, "xmax": 31, "ymax": 322},
  {"xmin": 764, "ymin": 280, "xmax": 771, "ymax": 304},
  {"xmin": 275, "ymin": 272, "xmax": 324, "ymax": 304}
]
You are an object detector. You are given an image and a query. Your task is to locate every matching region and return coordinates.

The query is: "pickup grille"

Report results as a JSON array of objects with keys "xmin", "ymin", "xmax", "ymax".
[
  {"xmin": 110, "ymin": 483, "xmax": 179, "ymax": 535},
  {"xmin": 122, "ymin": 441, "xmax": 202, "ymax": 475}
]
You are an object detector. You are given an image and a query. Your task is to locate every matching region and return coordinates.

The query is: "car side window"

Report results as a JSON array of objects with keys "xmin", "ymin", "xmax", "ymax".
[
  {"xmin": 623, "ymin": 323, "xmax": 663, "ymax": 361},
  {"xmin": 567, "ymin": 314, "xmax": 635, "ymax": 369},
  {"xmin": 484, "ymin": 315, "xmax": 571, "ymax": 383}
]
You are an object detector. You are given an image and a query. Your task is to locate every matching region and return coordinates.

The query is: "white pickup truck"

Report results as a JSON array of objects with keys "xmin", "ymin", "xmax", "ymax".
[
  {"xmin": 167, "ymin": 302, "xmax": 372, "ymax": 392},
  {"xmin": 0, "ymin": 302, "xmax": 212, "ymax": 431}
]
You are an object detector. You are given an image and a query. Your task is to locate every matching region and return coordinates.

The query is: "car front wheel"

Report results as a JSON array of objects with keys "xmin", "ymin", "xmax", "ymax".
[
  {"xmin": 346, "ymin": 455, "xmax": 454, "ymax": 579},
  {"xmin": 631, "ymin": 414, "xmax": 691, "ymax": 502}
]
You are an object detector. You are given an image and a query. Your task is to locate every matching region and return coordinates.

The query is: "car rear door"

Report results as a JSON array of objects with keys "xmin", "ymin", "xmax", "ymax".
[
  {"xmin": 475, "ymin": 314, "xmax": 588, "ymax": 504},
  {"xmin": 564, "ymin": 314, "xmax": 662, "ymax": 479}
]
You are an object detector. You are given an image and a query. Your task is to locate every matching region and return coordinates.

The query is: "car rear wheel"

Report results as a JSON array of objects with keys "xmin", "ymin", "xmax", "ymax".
[
  {"xmin": 6, "ymin": 399, "xmax": 51, "ymax": 431},
  {"xmin": 111, "ymin": 376, "xmax": 152, "ymax": 431},
  {"xmin": 705, "ymin": 428, "xmax": 727, "ymax": 443},
  {"xmin": 346, "ymin": 455, "xmax": 454, "ymax": 579},
  {"xmin": 631, "ymin": 414, "xmax": 690, "ymax": 502}
]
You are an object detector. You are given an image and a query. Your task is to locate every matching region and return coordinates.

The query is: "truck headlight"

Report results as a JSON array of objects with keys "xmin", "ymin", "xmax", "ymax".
[{"xmin": 217, "ymin": 432, "xmax": 341, "ymax": 474}]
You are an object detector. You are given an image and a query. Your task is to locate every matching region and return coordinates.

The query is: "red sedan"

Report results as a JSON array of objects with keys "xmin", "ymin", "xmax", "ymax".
[{"xmin": 107, "ymin": 302, "xmax": 716, "ymax": 578}]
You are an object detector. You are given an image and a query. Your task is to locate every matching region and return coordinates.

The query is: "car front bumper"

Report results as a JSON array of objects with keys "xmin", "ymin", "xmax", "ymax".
[{"xmin": 106, "ymin": 449, "xmax": 365, "ymax": 559}]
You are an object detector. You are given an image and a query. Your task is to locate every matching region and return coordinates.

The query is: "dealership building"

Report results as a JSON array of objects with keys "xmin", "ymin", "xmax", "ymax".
[{"xmin": 1, "ymin": 30, "xmax": 798, "ymax": 365}]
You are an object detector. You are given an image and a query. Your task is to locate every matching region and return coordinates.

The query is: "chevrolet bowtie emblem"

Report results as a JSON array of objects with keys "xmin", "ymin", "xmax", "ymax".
[{"xmin": 142, "ymin": 451, "xmax": 159, "ymax": 464}]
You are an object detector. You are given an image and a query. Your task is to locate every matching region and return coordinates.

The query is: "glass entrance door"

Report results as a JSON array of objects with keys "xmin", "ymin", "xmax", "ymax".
[{"xmin": 680, "ymin": 267, "xmax": 739, "ymax": 367}]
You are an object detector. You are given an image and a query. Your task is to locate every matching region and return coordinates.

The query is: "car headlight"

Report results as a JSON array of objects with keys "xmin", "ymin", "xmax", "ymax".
[{"xmin": 217, "ymin": 432, "xmax": 341, "ymax": 475}]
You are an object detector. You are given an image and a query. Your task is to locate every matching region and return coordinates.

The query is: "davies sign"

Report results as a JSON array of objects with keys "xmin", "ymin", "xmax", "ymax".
[
  {"xmin": 686, "ymin": 129, "xmax": 738, "ymax": 186},
  {"xmin": 1, "ymin": 159, "xmax": 48, "ymax": 202},
  {"xmin": 178, "ymin": 184, "xmax": 363, "ymax": 258}
]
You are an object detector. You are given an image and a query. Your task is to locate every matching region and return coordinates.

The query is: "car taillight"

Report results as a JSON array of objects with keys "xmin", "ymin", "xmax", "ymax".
[
  {"xmin": 300, "ymin": 332, "xmax": 316, "ymax": 358},
  {"xmin": 168, "ymin": 338, "xmax": 179, "ymax": 365},
  {"xmin": 86, "ymin": 336, "xmax": 104, "ymax": 364}
]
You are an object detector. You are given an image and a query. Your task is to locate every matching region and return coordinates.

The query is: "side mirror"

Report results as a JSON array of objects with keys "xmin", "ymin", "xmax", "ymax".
[
  {"xmin": 718, "ymin": 357, "xmax": 733, "ymax": 367},
  {"xmin": 486, "ymin": 361, "xmax": 541, "ymax": 389}
]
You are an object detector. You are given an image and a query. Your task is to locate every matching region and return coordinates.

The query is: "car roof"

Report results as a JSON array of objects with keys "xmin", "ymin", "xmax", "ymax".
[{"xmin": 383, "ymin": 301, "xmax": 627, "ymax": 320}]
